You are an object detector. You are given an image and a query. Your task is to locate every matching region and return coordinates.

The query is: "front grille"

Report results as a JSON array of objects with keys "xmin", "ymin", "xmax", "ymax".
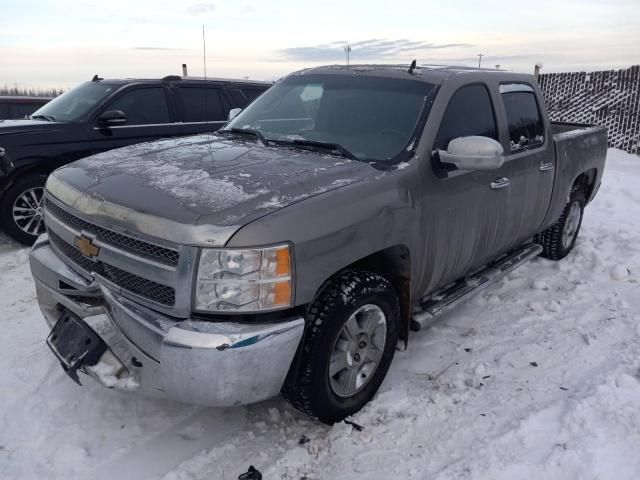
[
  {"xmin": 49, "ymin": 230, "xmax": 176, "ymax": 306},
  {"xmin": 45, "ymin": 199, "xmax": 179, "ymax": 266}
]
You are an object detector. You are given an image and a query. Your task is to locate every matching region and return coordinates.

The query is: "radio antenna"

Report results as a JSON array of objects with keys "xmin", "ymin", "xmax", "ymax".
[
  {"xmin": 202, "ymin": 24, "xmax": 207, "ymax": 80},
  {"xmin": 202, "ymin": 24, "xmax": 209, "ymax": 123}
]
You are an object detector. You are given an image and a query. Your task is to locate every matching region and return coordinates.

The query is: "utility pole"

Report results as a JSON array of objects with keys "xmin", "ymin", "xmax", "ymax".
[
  {"xmin": 495, "ymin": 64, "xmax": 500, "ymax": 70},
  {"xmin": 344, "ymin": 44, "xmax": 352, "ymax": 65},
  {"xmin": 477, "ymin": 53, "xmax": 484, "ymax": 69}
]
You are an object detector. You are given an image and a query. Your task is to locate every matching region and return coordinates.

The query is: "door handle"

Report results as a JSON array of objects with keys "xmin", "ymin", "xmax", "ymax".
[
  {"xmin": 490, "ymin": 177, "xmax": 511, "ymax": 190},
  {"xmin": 539, "ymin": 162, "xmax": 554, "ymax": 172}
]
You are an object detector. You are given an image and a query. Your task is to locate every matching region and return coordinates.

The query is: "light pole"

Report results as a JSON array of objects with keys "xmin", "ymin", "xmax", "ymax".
[
  {"xmin": 477, "ymin": 53, "xmax": 484, "ymax": 68},
  {"xmin": 344, "ymin": 44, "xmax": 352, "ymax": 65}
]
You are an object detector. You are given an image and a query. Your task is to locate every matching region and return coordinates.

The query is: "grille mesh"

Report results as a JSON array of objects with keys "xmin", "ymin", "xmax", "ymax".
[
  {"xmin": 45, "ymin": 199, "xmax": 179, "ymax": 266},
  {"xmin": 48, "ymin": 230, "xmax": 175, "ymax": 306}
]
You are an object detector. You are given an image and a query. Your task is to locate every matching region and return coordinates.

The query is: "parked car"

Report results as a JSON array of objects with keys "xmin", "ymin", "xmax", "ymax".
[
  {"xmin": 0, "ymin": 96, "xmax": 52, "ymax": 120},
  {"xmin": 30, "ymin": 65, "xmax": 607, "ymax": 424},
  {"xmin": 0, "ymin": 75, "xmax": 271, "ymax": 244}
]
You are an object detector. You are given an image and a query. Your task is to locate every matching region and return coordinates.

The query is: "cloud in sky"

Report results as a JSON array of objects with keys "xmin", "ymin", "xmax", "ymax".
[
  {"xmin": 278, "ymin": 38, "xmax": 474, "ymax": 62},
  {"xmin": 2, "ymin": 0, "xmax": 639, "ymax": 87},
  {"xmin": 186, "ymin": 2, "xmax": 215, "ymax": 15}
]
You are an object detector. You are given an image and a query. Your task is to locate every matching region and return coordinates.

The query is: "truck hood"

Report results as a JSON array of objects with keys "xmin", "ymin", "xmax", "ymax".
[
  {"xmin": 48, "ymin": 134, "xmax": 377, "ymax": 245},
  {"xmin": 0, "ymin": 118, "xmax": 66, "ymax": 136}
]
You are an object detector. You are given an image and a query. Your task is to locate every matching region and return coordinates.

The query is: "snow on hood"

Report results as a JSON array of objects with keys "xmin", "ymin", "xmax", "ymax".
[{"xmin": 50, "ymin": 134, "xmax": 375, "ymax": 229}]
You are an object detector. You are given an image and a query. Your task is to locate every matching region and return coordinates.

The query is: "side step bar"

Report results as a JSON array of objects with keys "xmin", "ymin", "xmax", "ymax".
[{"xmin": 410, "ymin": 243, "xmax": 543, "ymax": 331}]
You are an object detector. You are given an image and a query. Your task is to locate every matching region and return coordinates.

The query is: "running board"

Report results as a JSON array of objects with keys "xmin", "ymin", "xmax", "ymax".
[{"xmin": 410, "ymin": 243, "xmax": 543, "ymax": 331}]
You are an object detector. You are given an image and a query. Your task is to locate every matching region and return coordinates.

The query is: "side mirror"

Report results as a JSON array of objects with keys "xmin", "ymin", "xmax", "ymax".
[
  {"xmin": 228, "ymin": 108, "xmax": 242, "ymax": 121},
  {"xmin": 438, "ymin": 136, "xmax": 504, "ymax": 171},
  {"xmin": 97, "ymin": 110, "xmax": 127, "ymax": 127}
]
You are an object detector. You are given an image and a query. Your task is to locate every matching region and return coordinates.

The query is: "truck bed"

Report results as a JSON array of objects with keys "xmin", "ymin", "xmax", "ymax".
[{"xmin": 541, "ymin": 122, "xmax": 608, "ymax": 229}]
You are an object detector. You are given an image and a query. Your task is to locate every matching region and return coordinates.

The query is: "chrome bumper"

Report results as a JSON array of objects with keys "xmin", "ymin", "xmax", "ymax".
[{"xmin": 29, "ymin": 235, "xmax": 305, "ymax": 407}]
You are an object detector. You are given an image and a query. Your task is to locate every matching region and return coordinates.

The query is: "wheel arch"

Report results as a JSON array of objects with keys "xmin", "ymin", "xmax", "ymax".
[
  {"xmin": 335, "ymin": 244, "xmax": 412, "ymax": 347},
  {"xmin": 572, "ymin": 168, "xmax": 598, "ymax": 203},
  {"xmin": 0, "ymin": 159, "xmax": 52, "ymax": 200}
]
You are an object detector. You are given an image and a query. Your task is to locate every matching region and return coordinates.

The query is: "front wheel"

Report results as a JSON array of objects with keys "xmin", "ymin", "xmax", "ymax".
[
  {"xmin": 282, "ymin": 270, "xmax": 400, "ymax": 424},
  {"xmin": 0, "ymin": 172, "xmax": 48, "ymax": 245},
  {"xmin": 535, "ymin": 187, "xmax": 586, "ymax": 261}
]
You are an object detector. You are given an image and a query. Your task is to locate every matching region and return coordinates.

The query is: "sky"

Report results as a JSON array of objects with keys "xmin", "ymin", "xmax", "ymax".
[{"xmin": 1, "ymin": 0, "xmax": 639, "ymax": 89}]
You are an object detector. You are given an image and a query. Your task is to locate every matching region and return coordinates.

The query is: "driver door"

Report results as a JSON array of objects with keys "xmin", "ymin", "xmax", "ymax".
[
  {"xmin": 419, "ymin": 83, "xmax": 513, "ymax": 294},
  {"xmin": 88, "ymin": 86, "xmax": 178, "ymax": 155}
]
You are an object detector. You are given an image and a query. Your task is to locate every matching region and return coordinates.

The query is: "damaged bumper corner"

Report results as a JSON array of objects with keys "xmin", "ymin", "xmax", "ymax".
[{"xmin": 29, "ymin": 234, "xmax": 305, "ymax": 407}]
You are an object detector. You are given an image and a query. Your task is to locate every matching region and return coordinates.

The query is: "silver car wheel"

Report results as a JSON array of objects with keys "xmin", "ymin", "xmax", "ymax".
[
  {"xmin": 12, "ymin": 187, "xmax": 46, "ymax": 236},
  {"xmin": 562, "ymin": 200, "xmax": 581, "ymax": 249},
  {"xmin": 329, "ymin": 304, "xmax": 387, "ymax": 398}
]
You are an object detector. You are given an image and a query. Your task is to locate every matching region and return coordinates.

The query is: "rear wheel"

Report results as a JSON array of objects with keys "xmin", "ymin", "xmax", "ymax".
[
  {"xmin": 282, "ymin": 270, "xmax": 399, "ymax": 424},
  {"xmin": 0, "ymin": 172, "xmax": 47, "ymax": 245},
  {"xmin": 535, "ymin": 187, "xmax": 586, "ymax": 261}
]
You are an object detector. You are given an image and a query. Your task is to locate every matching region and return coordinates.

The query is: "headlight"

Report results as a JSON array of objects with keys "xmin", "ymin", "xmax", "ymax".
[{"xmin": 195, "ymin": 244, "xmax": 292, "ymax": 312}]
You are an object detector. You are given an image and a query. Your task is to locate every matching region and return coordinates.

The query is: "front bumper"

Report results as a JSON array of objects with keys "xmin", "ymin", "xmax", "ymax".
[{"xmin": 29, "ymin": 234, "xmax": 305, "ymax": 407}]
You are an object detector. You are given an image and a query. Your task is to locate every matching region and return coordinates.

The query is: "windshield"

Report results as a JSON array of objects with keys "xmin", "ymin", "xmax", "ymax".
[
  {"xmin": 224, "ymin": 74, "xmax": 435, "ymax": 163},
  {"xmin": 30, "ymin": 82, "xmax": 118, "ymax": 122}
]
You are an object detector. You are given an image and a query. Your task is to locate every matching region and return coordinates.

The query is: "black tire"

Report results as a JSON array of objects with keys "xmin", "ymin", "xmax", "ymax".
[
  {"xmin": 282, "ymin": 270, "xmax": 400, "ymax": 424},
  {"xmin": 0, "ymin": 172, "xmax": 48, "ymax": 245},
  {"xmin": 534, "ymin": 187, "xmax": 586, "ymax": 261}
]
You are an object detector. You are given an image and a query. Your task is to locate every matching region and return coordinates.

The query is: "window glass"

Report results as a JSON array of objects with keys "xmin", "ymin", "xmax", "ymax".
[
  {"xmin": 241, "ymin": 89, "xmax": 263, "ymax": 102},
  {"xmin": 227, "ymin": 88, "xmax": 246, "ymax": 106},
  {"xmin": 225, "ymin": 74, "xmax": 434, "ymax": 163},
  {"xmin": 11, "ymin": 103, "xmax": 40, "ymax": 119},
  {"xmin": 31, "ymin": 82, "xmax": 116, "ymax": 122},
  {"xmin": 180, "ymin": 88, "xmax": 225, "ymax": 121},
  {"xmin": 434, "ymin": 85, "xmax": 497, "ymax": 151},
  {"xmin": 107, "ymin": 88, "xmax": 170, "ymax": 125},
  {"xmin": 502, "ymin": 89, "xmax": 544, "ymax": 151}
]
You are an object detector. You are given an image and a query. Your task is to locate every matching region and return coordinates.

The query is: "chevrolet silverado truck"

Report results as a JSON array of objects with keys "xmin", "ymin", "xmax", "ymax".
[
  {"xmin": 30, "ymin": 65, "xmax": 607, "ymax": 424},
  {"xmin": 0, "ymin": 75, "xmax": 270, "ymax": 245}
]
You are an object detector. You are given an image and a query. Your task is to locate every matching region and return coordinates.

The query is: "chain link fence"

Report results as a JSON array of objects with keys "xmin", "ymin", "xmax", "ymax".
[{"xmin": 539, "ymin": 66, "xmax": 640, "ymax": 154}]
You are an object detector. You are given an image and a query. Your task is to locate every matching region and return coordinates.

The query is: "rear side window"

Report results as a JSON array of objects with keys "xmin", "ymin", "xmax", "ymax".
[
  {"xmin": 10, "ymin": 103, "xmax": 40, "ymax": 119},
  {"xmin": 434, "ymin": 84, "xmax": 497, "ymax": 151},
  {"xmin": 500, "ymin": 85, "xmax": 544, "ymax": 151},
  {"xmin": 180, "ymin": 88, "xmax": 226, "ymax": 121},
  {"xmin": 107, "ymin": 88, "xmax": 170, "ymax": 125}
]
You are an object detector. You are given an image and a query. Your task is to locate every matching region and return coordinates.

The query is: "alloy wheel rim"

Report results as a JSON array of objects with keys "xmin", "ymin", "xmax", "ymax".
[
  {"xmin": 329, "ymin": 304, "xmax": 387, "ymax": 398},
  {"xmin": 12, "ymin": 187, "xmax": 46, "ymax": 236},
  {"xmin": 562, "ymin": 201, "xmax": 581, "ymax": 249}
]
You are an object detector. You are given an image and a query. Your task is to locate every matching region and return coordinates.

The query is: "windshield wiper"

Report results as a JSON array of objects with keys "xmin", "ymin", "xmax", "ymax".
[
  {"xmin": 30, "ymin": 114, "xmax": 56, "ymax": 122},
  {"xmin": 279, "ymin": 139, "xmax": 358, "ymax": 160},
  {"xmin": 219, "ymin": 127, "xmax": 269, "ymax": 146}
]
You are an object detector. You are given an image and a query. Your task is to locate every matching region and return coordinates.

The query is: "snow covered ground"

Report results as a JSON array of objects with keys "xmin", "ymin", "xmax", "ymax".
[{"xmin": 1, "ymin": 148, "xmax": 639, "ymax": 480}]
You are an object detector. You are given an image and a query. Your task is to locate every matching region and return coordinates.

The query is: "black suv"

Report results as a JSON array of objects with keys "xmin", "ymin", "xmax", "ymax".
[{"xmin": 0, "ymin": 75, "xmax": 271, "ymax": 244}]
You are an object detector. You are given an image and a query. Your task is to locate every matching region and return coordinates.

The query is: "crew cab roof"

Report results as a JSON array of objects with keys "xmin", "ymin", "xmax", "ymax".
[{"xmin": 291, "ymin": 64, "xmax": 536, "ymax": 86}]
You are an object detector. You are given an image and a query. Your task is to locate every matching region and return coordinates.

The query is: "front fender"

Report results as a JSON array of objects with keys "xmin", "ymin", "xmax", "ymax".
[{"xmin": 226, "ymin": 170, "xmax": 419, "ymax": 307}]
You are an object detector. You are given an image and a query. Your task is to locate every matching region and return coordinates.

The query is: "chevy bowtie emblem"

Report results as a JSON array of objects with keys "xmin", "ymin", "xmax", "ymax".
[{"xmin": 74, "ymin": 235, "xmax": 100, "ymax": 258}]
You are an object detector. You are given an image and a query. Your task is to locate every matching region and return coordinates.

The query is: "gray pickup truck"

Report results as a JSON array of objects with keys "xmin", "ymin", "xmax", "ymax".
[{"xmin": 30, "ymin": 65, "xmax": 607, "ymax": 424}]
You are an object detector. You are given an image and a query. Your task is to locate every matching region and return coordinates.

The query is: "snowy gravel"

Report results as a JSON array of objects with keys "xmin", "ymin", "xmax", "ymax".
[{"xmin": 1, "ymin": 149, "xmax": 639, "ymax": 480}]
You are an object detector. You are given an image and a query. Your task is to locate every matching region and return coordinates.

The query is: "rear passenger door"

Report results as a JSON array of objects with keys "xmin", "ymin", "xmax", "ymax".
[
  {"xmin": 89, "ymin": 86, "xmax": 178, "ymax": 155},
  {"xmin": 498, "ymin": 83, "xmax": 555, "ymax": 245},
  {"xmin": 176, "ymin": 86, "xmax": 230, "ymax": 135}
]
